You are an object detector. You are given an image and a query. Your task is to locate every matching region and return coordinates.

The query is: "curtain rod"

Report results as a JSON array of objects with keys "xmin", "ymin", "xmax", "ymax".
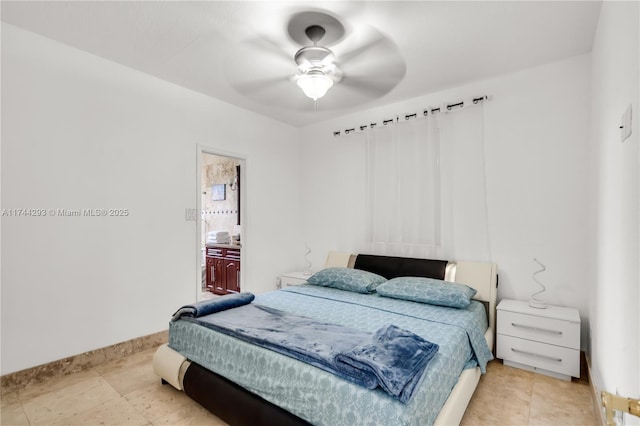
[{"xmin": 333, "ymin": 95, "xmax": 489, "ymax": 137}]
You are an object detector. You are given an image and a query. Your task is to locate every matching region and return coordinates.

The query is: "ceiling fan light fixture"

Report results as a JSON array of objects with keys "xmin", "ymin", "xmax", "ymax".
[
  {"xmin": 294, "ymin": 46, "xmax": 335, "ymax": 73},
  {"xmin": 297, "ymin": 70, "xmax": 334, "ymax": 100}
]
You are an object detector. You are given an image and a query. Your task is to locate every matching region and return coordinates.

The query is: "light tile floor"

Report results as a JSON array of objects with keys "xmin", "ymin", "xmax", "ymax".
[
  {"xmin": 2, "ymin": 346, "xmax": 598, "ymax": 426},
  {"xmin": 461, "ymin": 360, "xmax": 598, "ymax": 425}
]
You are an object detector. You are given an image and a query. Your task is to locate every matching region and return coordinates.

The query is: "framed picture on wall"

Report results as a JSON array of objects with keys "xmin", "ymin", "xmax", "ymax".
[{"xmin": 212, "ymin": 184, "xmax": 226, "ymax": 201}]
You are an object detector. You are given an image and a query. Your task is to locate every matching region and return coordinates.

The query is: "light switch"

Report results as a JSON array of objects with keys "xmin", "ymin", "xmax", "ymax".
[
  {"xmin": 185, "ymin": 208, "xmax": 196, "ymax": 221},
  {"xmin": 621, "ymin": 104, "xmax": 632, "ymax": 142}
]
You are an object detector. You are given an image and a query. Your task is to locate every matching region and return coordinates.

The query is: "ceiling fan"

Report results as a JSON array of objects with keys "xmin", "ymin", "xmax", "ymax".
[
  {"xmin": 293, "ymin": 24, "xmax": 341, "ymax": 100},
  {"xmin": 225, "ymin": 10, "xmax": 406, "ymax": 110}
]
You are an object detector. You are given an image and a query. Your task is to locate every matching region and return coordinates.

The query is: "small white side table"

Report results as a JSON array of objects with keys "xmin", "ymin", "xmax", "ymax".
[
  {"xmin": 497, "ymin": 299, "xmax": 580, "ymax": 380},
  {"xmin": 278, "ymin": 271, "xmax": 312, "ymax": 288}
]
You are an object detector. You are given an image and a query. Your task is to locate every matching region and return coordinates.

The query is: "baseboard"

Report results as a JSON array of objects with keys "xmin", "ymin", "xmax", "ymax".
[
  {"xmin": 0, "ymin": 330, "xmax": 168, "ymax": 396},
  {"xmin": 585, "ymin": 352, "xmax": 606, "ymax": 426}
]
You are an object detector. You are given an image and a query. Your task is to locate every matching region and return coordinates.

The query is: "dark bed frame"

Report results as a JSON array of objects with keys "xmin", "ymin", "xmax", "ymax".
[{"xmin": 171, "ymin": 254, "xmax": 450, "ymax": 426}]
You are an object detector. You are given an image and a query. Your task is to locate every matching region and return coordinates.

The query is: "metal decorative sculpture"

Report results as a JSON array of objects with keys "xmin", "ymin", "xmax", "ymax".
[
  {"xmin": 303, "ymin": 245, "xmax": 313, "ymax": 276},
  {"xmin": 529, "ymin": 258, "xmax": 548, "ymax": 309}
]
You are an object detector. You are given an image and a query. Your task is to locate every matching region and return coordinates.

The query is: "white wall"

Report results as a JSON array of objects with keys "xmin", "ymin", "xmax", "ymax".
[
  {"xmin": 0, "ymin": 24, "xmax": 301, "ymax": 375},
  {"xmin": 299, "ymin": 54, "xmax": 593, "ymax": 349},
  {"xmin": 589, "ymin": 1, "xmax": 639, "ymax": 423}
]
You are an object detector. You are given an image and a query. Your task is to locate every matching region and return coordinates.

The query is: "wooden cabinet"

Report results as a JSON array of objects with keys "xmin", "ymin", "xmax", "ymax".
[
  {"xmin": 206, "ymin": 246, "xmax": 241, "ymax": 295},
  {"xmin": 497, "ymin": 299, "xmax": 580, "ymax": 380},
  {"xmin": 224, "ymin": 255, "xmax": 240, "ymax": 293}
]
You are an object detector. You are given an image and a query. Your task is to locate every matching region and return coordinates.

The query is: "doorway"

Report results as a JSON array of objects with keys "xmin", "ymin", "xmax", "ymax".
[{"xmin": 197, "ymin": 149, "xmax": 244, "ymax": 301}]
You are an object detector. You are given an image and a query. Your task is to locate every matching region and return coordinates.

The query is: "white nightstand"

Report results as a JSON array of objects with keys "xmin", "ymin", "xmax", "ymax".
[
  {"xmin": 278, "ymin": 271, "xmax": 313, "ymax": 287},
  {"xmin": 497, "ymin": 299, "xmax": 580, "ymax": 381}
]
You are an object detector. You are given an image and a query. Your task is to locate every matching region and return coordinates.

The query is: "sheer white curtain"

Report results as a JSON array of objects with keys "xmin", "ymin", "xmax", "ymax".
[
  {"xmin": 363, "ymin": 103, "xmax": 491, "ymax": 261},
  {"xmin": 364, "ymin": 115, "xmax": 441, "ymax": 258}
]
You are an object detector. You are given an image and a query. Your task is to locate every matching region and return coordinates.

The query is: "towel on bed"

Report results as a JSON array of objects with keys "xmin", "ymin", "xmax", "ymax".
[
  {"xmin": 335, "ymin": 324, "xmax": 439, "ymax": 403},
  {"xmin": 171, "ymin": 292, "xmax": 254, "ymax": 321}
]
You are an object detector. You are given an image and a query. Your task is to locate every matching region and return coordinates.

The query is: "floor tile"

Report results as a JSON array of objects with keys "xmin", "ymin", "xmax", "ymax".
[
  {"xmin": 1, "ymin": 401, "xmax": 30, "ymax": 426},
  {"xmin": 461, "ymin": 360, "xmax": 535, "ymax": 426},
  {"xmin": 48, "ymin": 396, "xmax": 150, "ymax": 426},
  {"xmin": 528, "ymin": 374, "xmax": 597, "ymax": 426},
  {"xmin": 1, "ymin": 391, "xmax": 21, "ymax": 408},
  {"xmin": 99, "ymin": 350, "xmax": 159, "ymax": 396},
  {"xmin": 151, "ymin": 401, "xmax": 227, "ymax": 425},
  {"xmin": 21, "ymin": 376, "xmax": 120, "ymax": 425},
  {"xmin": 124, "ymin": 381, "xmax": 195, "ymax": 423},
  {"xmin": 18, "ymin": 368, "xmax": 101, "ymax": 401}
]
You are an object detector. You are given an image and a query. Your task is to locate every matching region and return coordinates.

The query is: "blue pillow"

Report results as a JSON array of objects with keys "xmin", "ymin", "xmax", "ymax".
[
  {"xmin": 307, "ymin": 267, "xmax": 387, "ymax": 294},
  {"xmin": 376, "ymin": 276, "xmax": 477, "ymax": 308}
]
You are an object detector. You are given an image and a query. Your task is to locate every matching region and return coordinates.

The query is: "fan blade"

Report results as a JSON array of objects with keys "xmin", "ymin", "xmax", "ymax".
[
  {"xmin": 335, "ymin": 24, "xmax": 406, "ymax": 100},
  {"xmin": 242, "ymin": 35, "xmax": 292, "ymax": 65},
  {"xmin": 330, "ymin": 24, "xmax": 406, "ymax": 102},
  {"xmin": 338, "ymin": 51, "xmax": 406, "ymax": 100},
  {"xmin": 225, "ymin": 34, "xmax": 297, "ymax": 98},
  {"xmin": 226, "ymin": 36, "xmax": 293, "ymax": 78},
  {"xmin": 339, "ymin": 76, "xmax": 391, "ymax": 97},
  {"xmin": 343, "ymin": 61, "xmax": 407, "ymax": 83},
  {"xmin": 337, "ymin": 34, "xmax": 386, "ymax": 65}
]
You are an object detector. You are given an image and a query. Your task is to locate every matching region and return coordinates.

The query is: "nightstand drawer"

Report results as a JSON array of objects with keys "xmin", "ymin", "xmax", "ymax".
[
  {"xmin": 498, "ymin": 310, "xmax": 580, "ymax": 349},
  {"xmin": 497, "ymin": 334, "xmax": 580, "ymax": 378}
]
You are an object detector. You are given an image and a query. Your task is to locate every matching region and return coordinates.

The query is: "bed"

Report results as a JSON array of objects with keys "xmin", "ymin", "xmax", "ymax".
[{"xmin": 153, "ymin": 252, "xmax": 498, "ymax": 425}]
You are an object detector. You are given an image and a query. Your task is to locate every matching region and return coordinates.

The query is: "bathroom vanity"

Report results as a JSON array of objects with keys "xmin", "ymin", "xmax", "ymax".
[{"xmin": 205, "ymin": 245, "xmax": 241, "ymax": 295}]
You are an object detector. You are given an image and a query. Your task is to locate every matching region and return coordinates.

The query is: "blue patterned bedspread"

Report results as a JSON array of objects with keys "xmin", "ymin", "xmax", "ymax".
[{"xmin": 169, "ymin": 284, "xmax": 492, "ymax": 426}]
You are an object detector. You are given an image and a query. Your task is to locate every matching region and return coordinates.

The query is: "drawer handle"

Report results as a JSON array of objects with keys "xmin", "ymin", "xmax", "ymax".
[
  {"xmin": 511, "ymin": 347, "xmax": 562, "ymax": 363},
  {"xmin": 511, "ymin": 322, "xmax": 563, "ymax": 335}
]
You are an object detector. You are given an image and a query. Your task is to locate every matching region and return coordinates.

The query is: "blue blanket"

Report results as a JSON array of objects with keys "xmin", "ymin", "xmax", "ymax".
[
  {"xmin": 175, "ymin": 300, "xmax": 438, "ymax": 403},
  {"xmin": 335, "ymin": 324, "xmax": 439, "ymax": 403},
  {"xmin": 171, "ymin": 292, "xmax": 254, "ymax": 321}
]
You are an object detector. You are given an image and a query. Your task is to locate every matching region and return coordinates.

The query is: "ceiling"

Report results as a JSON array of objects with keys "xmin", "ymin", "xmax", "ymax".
[{"xmin": 1, "ymin": 1, "xmax": 602, "ymax": 127}]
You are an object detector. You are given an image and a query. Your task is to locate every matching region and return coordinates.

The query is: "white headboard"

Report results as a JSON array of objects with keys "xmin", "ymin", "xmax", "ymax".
[{"xmin": 453, "ymin": 261, "xmax": 499, "ymax": 339}]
